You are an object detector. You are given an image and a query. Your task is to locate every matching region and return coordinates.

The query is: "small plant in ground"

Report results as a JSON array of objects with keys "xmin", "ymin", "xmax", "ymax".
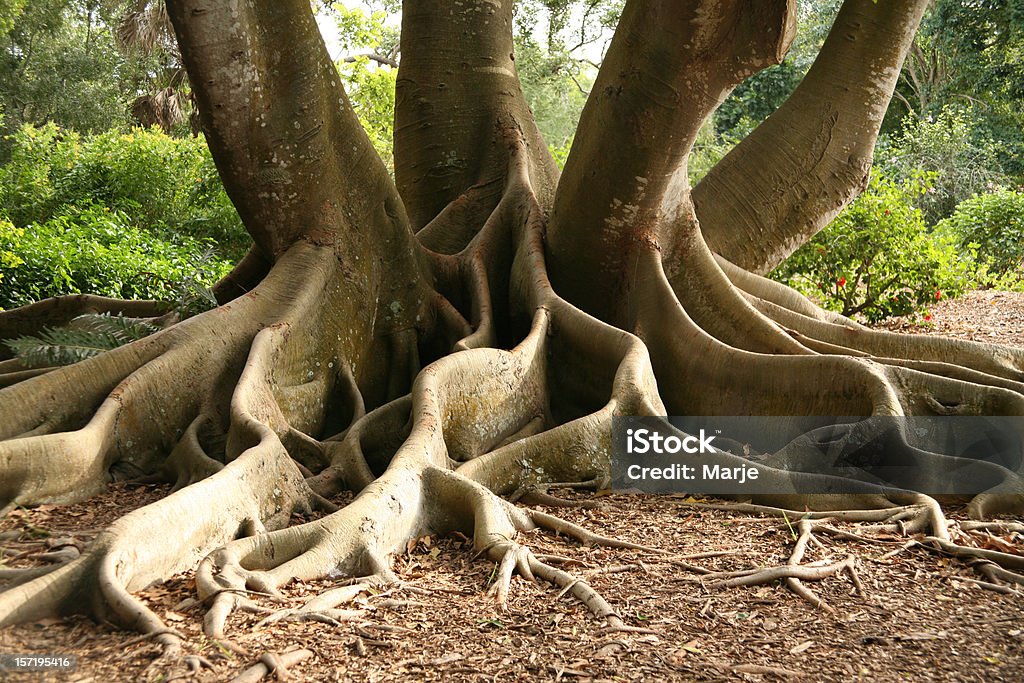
[{"xmin": 771, "ymin": 171, "xmax": 970, "ymax": 322}]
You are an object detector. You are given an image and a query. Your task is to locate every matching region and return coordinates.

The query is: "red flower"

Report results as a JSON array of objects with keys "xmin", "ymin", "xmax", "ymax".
[
  {"xmin": 935, "ymin": 290, "xmax": 942, "ymax": 300},
  {"xmin": 837, "ymin": 277, "xmax": 847, "ymax": 288},
  {"xmin": 884, "ymin": 209, "xmax": 891, "ymax": 216},
  {"xmin": 924, "ymin": 313, "xmax": 932, "ymax": 321}
]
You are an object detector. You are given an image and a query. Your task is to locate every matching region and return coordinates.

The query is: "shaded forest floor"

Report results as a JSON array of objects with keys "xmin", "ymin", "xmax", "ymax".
[{"xmin": 2, "ymin": 291, "xmax": 1024, "ymax": 682}]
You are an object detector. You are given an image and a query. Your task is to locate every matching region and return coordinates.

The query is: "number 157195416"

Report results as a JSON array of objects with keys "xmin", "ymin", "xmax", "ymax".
[{"xmin": 0, "ymin": 654, "xmax": 77, "ymax": 672}]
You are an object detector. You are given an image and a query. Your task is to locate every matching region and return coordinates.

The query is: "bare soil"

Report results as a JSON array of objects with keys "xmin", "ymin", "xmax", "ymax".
[{"xmin": 2, "ymin": 292, "xmax": 1024, "ymax": 683}]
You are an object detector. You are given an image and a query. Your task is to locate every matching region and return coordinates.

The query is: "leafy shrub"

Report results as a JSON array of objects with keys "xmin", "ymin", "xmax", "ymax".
[
  {"xmin": 0, "ymin": 217, "xmax": 23, "ymax": 285},
  {"xmin": 935, "ymin": 189, "xmax": 1024, "ymax": 290},
  {"xmin": 771, "ymin": 172, "xmax": 970, "ymax": 322},
  {"xmin": 878, "ymin": 106, "xmax": 1007, "ymax": 224},
  {"xmin": 0, "ymin": 123, "xmax": 242, "ymax": 311},
  {"xmin": 0, "ymin": 123, "xmax": 248, "ymax": 258},
  {"xmin": 0, "ymin": 202, "xmax": 231, "ymax": 310}
]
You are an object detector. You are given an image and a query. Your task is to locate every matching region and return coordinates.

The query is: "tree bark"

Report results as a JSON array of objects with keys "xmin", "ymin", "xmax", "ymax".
[
  {"xmin": 395, "ymin": 0, "xmax": 558, "ymax": 232},
  {"xmin": 546, "ymin": 0, "xmax": 796, "ymax": 324},
  {"xmin": 693, "ymin": 0, "xmax": 930, "ymax": 274}
]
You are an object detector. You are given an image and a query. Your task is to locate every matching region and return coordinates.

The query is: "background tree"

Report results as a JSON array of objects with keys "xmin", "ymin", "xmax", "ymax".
[
  {"xmin": 1, "ymin": 0, "xmax": 1023, "ymax": 675},
  {"xmin": 0, "ymin": 1, "xmax": 134, "ymax": 148}
]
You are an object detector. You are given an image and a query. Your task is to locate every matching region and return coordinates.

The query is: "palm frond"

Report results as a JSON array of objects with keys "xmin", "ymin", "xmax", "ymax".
[
  {"xmin": 117, "ymin": 0, "xmax": 174, "ymax": 56},
  {"xmin": 131, "ymin": 87, "xmax": 186, "ymax": 132}
]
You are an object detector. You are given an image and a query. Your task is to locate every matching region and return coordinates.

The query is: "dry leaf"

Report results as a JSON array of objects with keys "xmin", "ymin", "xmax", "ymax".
[{"xmin": 789, "ymin": 640, "xmax": 814, "ymax": 654}]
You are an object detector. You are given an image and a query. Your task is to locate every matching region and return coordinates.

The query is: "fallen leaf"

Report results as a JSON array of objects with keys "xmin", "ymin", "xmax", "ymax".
[{"xmin": 790, "ymin": 640, "xmax": 813, "ymax": 654}]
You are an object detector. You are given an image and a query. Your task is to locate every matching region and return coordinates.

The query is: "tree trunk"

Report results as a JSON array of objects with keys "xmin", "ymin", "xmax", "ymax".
[
  {"xmin": 1, "ymin": 0, "xmax": 1023, "ymax": 670},
  {"xmin": 694, "ymin": 0, "xmax": 931, "ymax": 274}
]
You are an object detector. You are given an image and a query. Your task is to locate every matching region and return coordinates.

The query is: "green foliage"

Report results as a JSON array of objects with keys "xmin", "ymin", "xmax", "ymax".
[
  {"xmin": 345, "ymin": 58, "xmax": 397, "ymax": 172},
  {"xmin": 771, "ymin": 173, "xmax": 970, "ymax": 322},
  {"xmin": 0, "ymin": 0, "xmax": 27, "ymax": 37},
  {"xmin": 936, "ymin": 189, "xmax": 1024, "ymax": 289},
  {"xmin": 168, "ymin": 245, "xmax": 220, "ymax": 316},
  {"xmin": 0, "ymin": 1, "xmax": 150, "ymax": 150},
  {"xmin": 514, "ymin": 38, "xmax": 592, "ymax": 168},
  {"xmin": 328, "ymin": 2, "xmax": 398, "ymax": 53},
  {"xmin": 890, "ymin": 0, "xmax": 1024, "ymax": 177},
  {"xmin": 878, "ymin": 106, "xmax": 1007, "ymax": 224},
  {"xmin": 326, "ymin": 3, "xmax": 399, "ymax": 172},
  {"xmin": 715, "ymin": 59, "xmax": 804, "ymax": 137},
  {"xmin": 0, "ymin": 200, "xmax": 231, "ymax": 310},
  {"xmin": 5, "ymin": 313, "xmax": 161, "ymax": 368},
  {"xmin": 0, "ymin": 123, "xmax": 248, "ymax": 257},
  {"xmin": 689, "ymin": 121, "xmax": 738, "ymax": 185},
  {"xmin": 0, "ymin": 217, "xmax": 23, "ymax": 285}
]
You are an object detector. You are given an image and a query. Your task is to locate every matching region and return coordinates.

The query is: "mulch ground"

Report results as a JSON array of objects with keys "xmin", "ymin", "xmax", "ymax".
[{"xmin": 2, "ymin": 291, "xmax": 1024, "ymax": 683}]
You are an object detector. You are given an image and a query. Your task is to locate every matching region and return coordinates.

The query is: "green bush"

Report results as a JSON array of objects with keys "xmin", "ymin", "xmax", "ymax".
[
  {"xmin": 878, "ymin": 106, "xmax": 1007, "ymax": 224},
  {"xmin": 0, "ymin": 123, "xmax": 244, "ymax": 311},
  {"xmin": 771, "ymin": 172, "xmax": 970, "ymax": 322},
  {"xmin": 0, "ymin": 204, "xmax": 230, "ymax": 310},
  {"xmin": 936, "ymin": 189, "xmax": 1024, "ymax": 290},
  {"xmin": 0, "ymin": 123, "xmax": 248, "ymax": 258}
]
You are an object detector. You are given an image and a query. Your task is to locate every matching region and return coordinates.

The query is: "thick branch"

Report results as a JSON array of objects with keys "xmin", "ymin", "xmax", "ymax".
[
  {"xmin": 693, "ymin": 0, "xmax": 930, "ymax": 274},
  {"xmin": 394, "ymin": 0, "xmax": 558, "ymax": 229},
  {"xmin": 546, "ymin": 0, "xmax": 795, "ymax": 324}
]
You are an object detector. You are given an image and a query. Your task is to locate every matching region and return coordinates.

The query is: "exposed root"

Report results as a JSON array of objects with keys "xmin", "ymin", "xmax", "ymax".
[
  {"xmin": 514, "ymin": 486, "xmax": 602, "ymax": 509},
  {"xmin": 527, "ymin": 509, "xmax": 661, "ymax": 552},
  {"xmin": 254, "ymin": 584, "xmax": 370, "ymax": 628},
  {"xmin": 680, "ymin": 499, "xmax": 1024, "ymax": 604},
  {"xmin": 229, "ymin": 648, "xmax": 313, "ymax": 683}
]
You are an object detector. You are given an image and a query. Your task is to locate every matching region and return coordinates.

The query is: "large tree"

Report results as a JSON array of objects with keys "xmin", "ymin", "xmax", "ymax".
[{"xmin": 2, "ymin": 0, "xmax": 1024, "ymax": 671}]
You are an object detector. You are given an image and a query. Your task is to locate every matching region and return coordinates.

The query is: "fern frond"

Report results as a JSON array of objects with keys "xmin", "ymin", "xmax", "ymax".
[
  {"xmin": 5, "ymin": 314, "xmax": 161, "ymax": 368},
  {"xmin": 6, "ymin": 328, "xmax": 125, "ymax": 368},
  {"xmin": 70, "ymin": 313, "xmax": 161, "ymax": 344}
]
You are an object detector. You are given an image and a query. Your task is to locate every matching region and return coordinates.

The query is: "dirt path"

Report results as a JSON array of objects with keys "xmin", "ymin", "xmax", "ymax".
[{"xmin": 2, "ymin": 293, "xmax": 1024, "ymax": 682}]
